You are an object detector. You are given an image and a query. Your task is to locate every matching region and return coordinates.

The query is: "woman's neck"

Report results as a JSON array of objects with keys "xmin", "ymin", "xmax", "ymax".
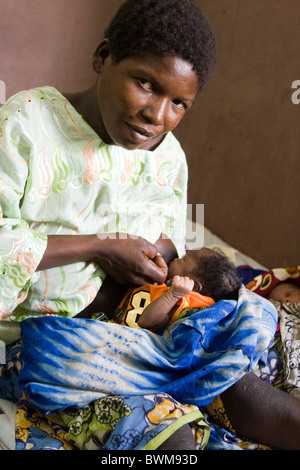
[{"xmin": 64, "ymin": 83, "xmax": 109, "ymax": 142}]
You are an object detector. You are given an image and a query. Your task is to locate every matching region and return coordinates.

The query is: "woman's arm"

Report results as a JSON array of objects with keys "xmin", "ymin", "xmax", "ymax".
[
  {"xmin": 37, "ymin": 233, "xmax": 168, "ymax": 286},
  {"xmin": 138, "ymin": 276, "xmax": 194, "ymax": 330}
]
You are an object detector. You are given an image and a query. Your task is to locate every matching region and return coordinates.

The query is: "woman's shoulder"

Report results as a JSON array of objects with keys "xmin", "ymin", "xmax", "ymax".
[
  {"xmin": 152, "ymin": 132, "xmax": 185, "ymax": 160},
  {"xmin": 0, "ymin": 86, "xmax": 92, "ymax": 140},
  {"xmin": 151, "ymin": 132, "xmax": 187, "ymax": 170},
  {"xmin": 1, "ymin": 86, "xmax": 62, "ymax": 109},
  {"xmin": 0, "ymin": 86, "xmax": 65, "ymax": 126}
]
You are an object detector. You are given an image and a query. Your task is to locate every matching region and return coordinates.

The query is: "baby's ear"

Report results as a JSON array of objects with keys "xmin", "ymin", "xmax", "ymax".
[{"xmin": 193, "ymin": 280, "xmax": 203, "ymax": 293}]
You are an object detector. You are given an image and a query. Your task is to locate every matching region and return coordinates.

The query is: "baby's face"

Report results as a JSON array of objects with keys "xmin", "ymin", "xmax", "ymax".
[
  {"xmin": 268, "ymin": 282, "xmax": 300, "ymax": 303},
  {"xmin": 168, "ymin": 248, "xmax": 211, "ymax": 280}
]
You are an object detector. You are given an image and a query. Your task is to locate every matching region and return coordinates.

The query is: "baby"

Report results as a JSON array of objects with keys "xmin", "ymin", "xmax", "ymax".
[
  {"xmin": 112, "ymin": 247, "xmax": 242, "ymax": 330},
  {"xmin": 268, "ymin": 282, "xmax": 300, "ymax": 303}
]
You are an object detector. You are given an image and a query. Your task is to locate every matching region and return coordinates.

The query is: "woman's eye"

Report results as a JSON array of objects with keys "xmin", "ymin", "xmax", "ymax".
[
  {"xmin": 139, "ymin": 79, "xmax": 152, "ymax": 90},
  {"xmin": 173, "ymin": 100, "xmax": 186, "ymax": 110}
]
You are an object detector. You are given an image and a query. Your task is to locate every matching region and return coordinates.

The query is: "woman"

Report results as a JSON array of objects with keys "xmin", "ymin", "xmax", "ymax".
[
  {"xmin": 0, "ymin": 0, "xmax": 215, "ymax": 449},
  {"xmin": 0, "ymin": 0, "xmax": 215, "ymax": 342}
]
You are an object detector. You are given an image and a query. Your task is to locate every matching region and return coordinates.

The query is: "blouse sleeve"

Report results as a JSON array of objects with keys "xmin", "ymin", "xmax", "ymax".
[{"xmin": 0, "ymin": 95, "xmax": 48, "ymax": 319}]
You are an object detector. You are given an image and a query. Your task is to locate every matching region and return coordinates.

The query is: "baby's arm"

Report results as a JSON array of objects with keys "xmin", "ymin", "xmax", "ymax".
[{"xmin": 138, "ymin": 275, "xmax": 194, "ymax": 330}]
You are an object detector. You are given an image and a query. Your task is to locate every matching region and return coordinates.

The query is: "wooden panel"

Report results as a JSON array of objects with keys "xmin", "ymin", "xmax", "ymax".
[{"xmin": 174, "ymin": 0, "xmax": 300, "ymax": 267}]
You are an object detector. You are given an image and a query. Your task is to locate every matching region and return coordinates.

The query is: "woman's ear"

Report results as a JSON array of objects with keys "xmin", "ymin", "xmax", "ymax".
[{"xmin": 92, "ymin": 39, "xmax": 111, "ymax": 73}]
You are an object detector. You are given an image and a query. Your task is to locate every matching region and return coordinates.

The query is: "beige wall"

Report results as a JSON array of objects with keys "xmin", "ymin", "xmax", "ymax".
[
  {"xmin": 1, "ymin": 0, "xmax": 299, "ymax": 267},
  {"xmin": 0, "ymin": 0, "xmax": 121, "ymax": 97},
  {"xmin": 175, "ymin": 1, "xmax": 300, "ymax": 267}
]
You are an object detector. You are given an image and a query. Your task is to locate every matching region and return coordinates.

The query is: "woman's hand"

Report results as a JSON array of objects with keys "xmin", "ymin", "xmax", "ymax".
[
  {"xmin": 154, "ymin": 233, "xmax": 178, "ymax": 265},
  {"xmin": 94, "ymin": 233, "xmax": 168, "ymax": 286}
]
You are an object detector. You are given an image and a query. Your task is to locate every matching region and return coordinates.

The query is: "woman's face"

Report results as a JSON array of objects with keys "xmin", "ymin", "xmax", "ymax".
[{"xmin": 94, "ymin": 46, "xmax": 199, "ymax": 150}]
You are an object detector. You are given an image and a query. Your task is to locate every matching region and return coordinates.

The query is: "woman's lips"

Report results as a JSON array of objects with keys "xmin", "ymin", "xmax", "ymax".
[{"xmin": 126, "ymin": 122, "xmax": 155, "ymax": 141}]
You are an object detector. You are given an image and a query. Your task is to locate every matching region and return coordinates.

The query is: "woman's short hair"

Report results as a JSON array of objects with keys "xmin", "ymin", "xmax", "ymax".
[{"xmin": 104, "ymin": 0, "xmax": 216, "ymax": 92}]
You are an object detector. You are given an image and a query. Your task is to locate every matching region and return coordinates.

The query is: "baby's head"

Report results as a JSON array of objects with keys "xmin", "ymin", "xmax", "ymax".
[
  {"xmin": 168, "ymin": 248, "xmax": 242, "ymax": 301},
  {"xmin": 268, "ymin": 282, "xmax": 300, "ymax": 303},
  {"xmin": 103, "ymin": 0, "xmax": 216, "ymax": 93}
]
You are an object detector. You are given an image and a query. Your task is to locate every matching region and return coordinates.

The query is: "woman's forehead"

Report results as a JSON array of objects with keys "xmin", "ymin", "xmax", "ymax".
[{"xmin": 116, "ymin": 53, "xmax": 199, "ymax": 96}]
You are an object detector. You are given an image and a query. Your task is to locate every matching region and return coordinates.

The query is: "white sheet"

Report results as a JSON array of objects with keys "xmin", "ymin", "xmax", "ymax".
[{"xmin": 186, "ymin": 219, "xmax": 267, "ymax": 270}]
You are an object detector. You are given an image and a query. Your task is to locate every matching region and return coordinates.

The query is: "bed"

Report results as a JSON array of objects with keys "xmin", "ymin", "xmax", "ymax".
[{"xmin": 0, "ymin": 220, "xmax": 299, "ymax": 451}]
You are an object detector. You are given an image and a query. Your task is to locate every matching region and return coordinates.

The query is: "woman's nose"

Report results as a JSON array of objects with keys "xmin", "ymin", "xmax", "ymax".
[{"xmin": 142, "ymin": 97, "xmax": 169, "ymax": 126}]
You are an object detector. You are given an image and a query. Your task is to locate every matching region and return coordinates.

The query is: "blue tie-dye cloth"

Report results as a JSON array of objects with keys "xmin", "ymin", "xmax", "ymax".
[{"xmin": 19, "ymin": 286, "xmax": 277, "ymax": 415}]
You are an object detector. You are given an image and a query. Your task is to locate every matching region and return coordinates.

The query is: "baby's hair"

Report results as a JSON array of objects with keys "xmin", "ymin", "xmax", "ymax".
[
  {"xmin": 104, "ymin": 0, "xmax": 216, "ymax": 92},
  {"xmin": 194, "ymin": 248, "xmax": 242, "ymax": 301}
]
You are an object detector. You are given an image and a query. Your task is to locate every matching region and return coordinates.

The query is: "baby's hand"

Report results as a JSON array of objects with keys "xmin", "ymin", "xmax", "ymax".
[{"xmin": 169, "ymin": 275, "xmax": 194, "ymax": 299}]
